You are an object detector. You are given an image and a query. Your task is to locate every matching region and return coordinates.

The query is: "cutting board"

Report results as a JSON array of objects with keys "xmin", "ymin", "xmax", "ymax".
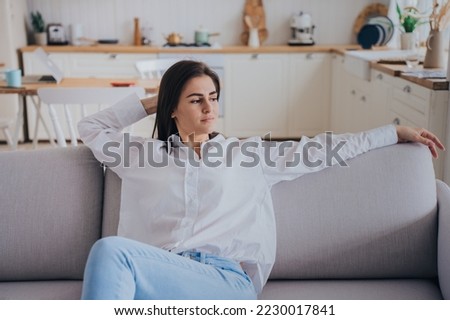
[{"xmin": 241, "ymin": 0, "xmax": 268, "ymax": 45}]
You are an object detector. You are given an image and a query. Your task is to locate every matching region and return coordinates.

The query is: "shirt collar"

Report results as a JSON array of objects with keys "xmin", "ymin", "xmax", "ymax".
[{"xmin": 167, "ymin": 132, "xmax": 225, "ymax": 149}]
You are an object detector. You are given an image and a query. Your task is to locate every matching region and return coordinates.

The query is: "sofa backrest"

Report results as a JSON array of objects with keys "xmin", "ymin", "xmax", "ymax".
[
  {"xmin": 270, "ymin": 143, "xmax": 438, "ymax": 280},
  {"xmin": 0, "ymin": 146, "xmax": 103, "ymax": 281},
  {"xmin": 102, "ymin": 143, "xmax": 438, "ymax": 280}
]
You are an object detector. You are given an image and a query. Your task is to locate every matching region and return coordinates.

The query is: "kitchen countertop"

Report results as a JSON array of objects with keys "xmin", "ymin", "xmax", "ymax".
[
  {"xmin": 371, "ymin": 62, "xmax": 449, "ymax": 90},
  {"xmin": 19, "ymin": 45, "xmax": 449, "ymax": 90},
  {"xmin": 20, "ymin": 44, "xmax": 360, "ymax": 54}
]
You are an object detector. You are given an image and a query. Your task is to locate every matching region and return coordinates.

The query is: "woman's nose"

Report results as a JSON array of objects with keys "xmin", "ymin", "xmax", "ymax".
[{"xmin": 203, "ymin": 100, "xmax": 212, "ymax": 113}]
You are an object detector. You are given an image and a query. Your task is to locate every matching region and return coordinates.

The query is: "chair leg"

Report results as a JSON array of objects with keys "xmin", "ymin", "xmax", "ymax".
[{"xmin": 2, "ymin": 127, "xmax": 13, "ymax": 148}]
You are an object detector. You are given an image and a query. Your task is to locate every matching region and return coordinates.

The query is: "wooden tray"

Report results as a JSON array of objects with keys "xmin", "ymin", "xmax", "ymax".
[{"xmin": 241, "ymin": 0, "xmax": 268, "ymax": 45}]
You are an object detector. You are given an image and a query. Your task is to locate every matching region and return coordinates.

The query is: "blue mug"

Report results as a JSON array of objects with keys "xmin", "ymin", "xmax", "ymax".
[{"xmin": 4, "ymin": 69, "xmax": 22, "ymax": 87}]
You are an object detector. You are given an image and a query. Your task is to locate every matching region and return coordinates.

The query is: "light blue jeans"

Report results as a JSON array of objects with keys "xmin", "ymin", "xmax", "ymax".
[{"xmin": 81, "ymin": 236, "xmax": 257, "ymax": 300}]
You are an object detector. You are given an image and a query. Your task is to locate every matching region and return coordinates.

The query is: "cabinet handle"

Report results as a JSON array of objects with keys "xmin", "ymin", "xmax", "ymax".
[
  {"xmin": 251, "ymin": 54, "xmax": 259, "ymax": 59},
  {"xmin": 361, "ymin": 96, "xmax": 366, "ymax": 102},
  {"xmin": 351, "ymin": 89, "xmax": 356, "ymax": 95},
  {"xmin": 393, "ymin": 117, "xmax": 400, "ymax": 125},
  {"xmin": 306, "ymin": 53, "xmax": 313, "ymax": 60},
  {"xmin": 109, "ymin": 54, "xmax": 117, "ymax": 59},
  {"xmin": 403, "ymin": 85, "xmax": 411, "ymax": 93},
  {"xmin": 376, "ymin": 73, "xmax": 383, "ymax": 80}
]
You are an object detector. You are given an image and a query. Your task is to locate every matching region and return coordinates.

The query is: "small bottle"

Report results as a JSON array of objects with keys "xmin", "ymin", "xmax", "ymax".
[
  {"xmin": 134, "ymin": 17, "xmax": 141, "ymax": 46},
  {"xmin": 248, "ymin": 28, "xmax": 260, "ymax": 48}
]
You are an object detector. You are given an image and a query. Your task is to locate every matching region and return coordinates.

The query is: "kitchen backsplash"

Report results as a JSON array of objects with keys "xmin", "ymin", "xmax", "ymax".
[{"xmin": 26, "ymin": 0, "xmax": 390, "ymax": 46}]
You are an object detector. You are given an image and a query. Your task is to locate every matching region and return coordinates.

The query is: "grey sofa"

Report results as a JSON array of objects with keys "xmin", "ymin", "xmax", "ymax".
[{"xmin": 0, "ymin": 143, "xmax": 449, "ymax": 300}]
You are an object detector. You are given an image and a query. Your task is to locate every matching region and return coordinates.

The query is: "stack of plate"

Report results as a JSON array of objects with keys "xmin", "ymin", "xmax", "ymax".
[{"xmin": 357, "ymin": 15, "xmax": 394, "ymax": 49}]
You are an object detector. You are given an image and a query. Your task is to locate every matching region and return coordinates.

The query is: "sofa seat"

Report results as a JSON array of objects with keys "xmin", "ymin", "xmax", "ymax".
[
  {"xmin": 0, "ymin": 281, "xmax": 82, "ymax": 300},
  {"xmin": 260, "ymin": 279, "xmax": 443, "ymax": 300}
]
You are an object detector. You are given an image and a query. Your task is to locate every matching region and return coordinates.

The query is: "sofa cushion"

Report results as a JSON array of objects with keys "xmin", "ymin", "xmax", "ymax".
[
  {"xmin": 270, "ymin": 143, "xmax": 438, "ymax": 280},
  {"xmin": 0, "ymin": 146, "xmax": 103, "ymax": 281},
  {"xmin": 102, "ymin": 168, "xmax": 121, "ymax": 237},
  {"xmin": 260, "ymin": 279, "xmax": 443, "ymax": 300},
  {"xmin": 0, "ymin": 281, "xmax": 82, "ymax": 300}
]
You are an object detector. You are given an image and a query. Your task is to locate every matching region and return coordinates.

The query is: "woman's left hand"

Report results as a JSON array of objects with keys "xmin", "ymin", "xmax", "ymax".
[{"xmin": 396, "ymin": 125, "xmax": 445, "ymax": 159}]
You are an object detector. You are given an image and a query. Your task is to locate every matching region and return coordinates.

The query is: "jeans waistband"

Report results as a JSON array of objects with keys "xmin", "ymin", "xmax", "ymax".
[{"xmin": 178, "ymin": 250, "xmax": 206, "ymax": 264}]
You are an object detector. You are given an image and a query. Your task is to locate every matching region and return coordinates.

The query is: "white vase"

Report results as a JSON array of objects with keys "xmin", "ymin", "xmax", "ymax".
[
  {"xmin": 400, "ymin": 32, "xmax": 416, "ymax": 50},
  {"xmin": 34, "ymin": 32, "xmax": 47, "ymax": 46},
  {"xmin": 423, "ymin": 30, "xmax": 445, "ymax": 69}
]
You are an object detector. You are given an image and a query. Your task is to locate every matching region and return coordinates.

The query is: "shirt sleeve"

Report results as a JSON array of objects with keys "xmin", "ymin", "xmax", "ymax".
[
  {"xmin": 260, "ymin": 124, "xmax": 398, "ymax": 186},
  {"xmin": 77, "ymin": 93, "xmax": 149, "ymax": 177}
]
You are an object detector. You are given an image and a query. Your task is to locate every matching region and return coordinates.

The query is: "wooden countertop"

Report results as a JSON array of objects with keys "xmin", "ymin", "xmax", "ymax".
[
  {"xmin": 20, "ymin": 44, "xmax": 360, "ymax": 54},
  {"xmin": 19, "ymin": 45, "xmax": 448, "ymax": 90},
  {"xmin": 371, "ymin": 62, "xmax": 449, "ymax": 90},
  {"xmin": 0, "ymin": 78, "xmax": 159, "ymax": 95}
]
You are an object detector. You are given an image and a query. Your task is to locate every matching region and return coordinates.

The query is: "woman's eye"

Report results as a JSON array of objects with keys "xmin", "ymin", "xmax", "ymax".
[
  {"xmin": 210, "ymin": 97, "xmax": 218, "ymax": 102},
  {"xmin": 191, "ymin": 99, "xmax": 202, "ymax": 104}
]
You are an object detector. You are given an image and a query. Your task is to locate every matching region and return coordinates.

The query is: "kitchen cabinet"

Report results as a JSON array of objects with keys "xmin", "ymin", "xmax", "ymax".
[
  {"xmin": 330, "ymin": 54, "xmax": 347, "ymax": 133},
  {"xmin": 387, "ymin": 76, "xmax": 448, "ymax": 179},
  {"xmin": 369, "ymin": 70, "xmax": 391, "ymax": 129},
  {"xmin": 287, "ymin": 53, "xmax": 331, "ymax": 137},
  {"xmin": 338, "ymin": 71, "xmax": 372, "ymax": 133},
  {"xmin": 22, "ymin": 52, "xmax": 157, "ymax": 78},
  {"xmin": 331, "ymin": 55, "xmax": 448, "ymax": 180},
  {"xmin": 224, "ymin": 53, "xmax": 289, "ymax": 138},
  {"xmin": 331, "ymin": 54, "xmax": 382, "ymax": 134},
  {"xmin": 224, "ymin": 52, "xmax": 330, "ymax": 138}
]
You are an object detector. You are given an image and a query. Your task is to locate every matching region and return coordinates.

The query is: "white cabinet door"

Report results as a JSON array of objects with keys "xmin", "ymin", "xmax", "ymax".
[
  {"xmin": 288, "ymin": 53, "xmax": 331, "ymax": 137},
  {"xmin": 224, "ymin": 54, "xmax": 288, "ymax": 138},
  {"xmin": 369, "ymin": 70, "xmax": 391, "ymax": 129},
  {"xmin": 331, "ymin": 54, "xmax": 372, "ymax": 134},
  {"xmin": 330, "ymin": 54, "xmax": 348, "ymax": 133},
  {"xmin": 66, "ymin": 53, "xmax": 157, "ymax": 78},
  {"xmin": 342, "ymin": 73, "xmax": 372, "ymax": 133},
  {"xmin": 387, "ymin": 77, "xmax": 448, "ymax": 179}
]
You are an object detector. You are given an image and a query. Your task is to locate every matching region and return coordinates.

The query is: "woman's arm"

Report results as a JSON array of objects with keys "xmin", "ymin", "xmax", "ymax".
[
  {"xmin": 259, "ymin": 124, "xmax": 445, "ymax": 186},
  {"xmin": 141, "ymin": 95, "xmax": 158, "ymax": 115},
  {"xmin": 77, "ymin": 93, "xmax": 149, "ymax": 175},
  {"xmin": 396, "ymin": 125, "xmax": 445, "ymax": 158}
]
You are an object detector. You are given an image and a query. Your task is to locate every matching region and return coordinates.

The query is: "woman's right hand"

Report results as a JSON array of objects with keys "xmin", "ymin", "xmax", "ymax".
[{"xmin": 396, "ymin": 125, "xmax": 445, "ymax": 159}]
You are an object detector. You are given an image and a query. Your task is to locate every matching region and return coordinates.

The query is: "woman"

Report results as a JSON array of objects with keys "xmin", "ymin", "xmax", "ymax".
[{"xmin": 78, "ymin": 60, "xmax": 444, "ymax": 300}]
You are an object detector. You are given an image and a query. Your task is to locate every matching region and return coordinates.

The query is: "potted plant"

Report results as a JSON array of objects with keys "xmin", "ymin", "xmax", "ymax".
[
  {"xmin": 31, "ymin": 11, "xmax": 47, "ymax": 45},
  {"xmin": 396, "ymin": 2, "xmax": 427, "ymax": 50}
]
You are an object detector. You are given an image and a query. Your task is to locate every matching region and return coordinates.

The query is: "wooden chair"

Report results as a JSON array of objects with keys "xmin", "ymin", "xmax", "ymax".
[
  {"xmin": 0, "ymin": 118, "xmax": 13, "ymax": 148},
  {"xmin": 37, "ymin": 87, "xmax": 145, "ymax": 147},
  {"xmin": 135, "ymin": 58, "xmax": 179, "ymax": 80}
]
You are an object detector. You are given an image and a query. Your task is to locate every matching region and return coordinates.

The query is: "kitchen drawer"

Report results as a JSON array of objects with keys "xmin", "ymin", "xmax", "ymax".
[
  {"xmin": 390, "ymin": 98, "xmax": 427, "ymax": 128},
  {"xmin": 389, "ymin": 110, "xmax": 421, "ymax": 128},
  {"xmin": 66, "ymin": 53, "xmax": 157, "ymax": 78},
  {"xmin": 391, "ymin": 85, "xmax": 429, "ymax": 115}
]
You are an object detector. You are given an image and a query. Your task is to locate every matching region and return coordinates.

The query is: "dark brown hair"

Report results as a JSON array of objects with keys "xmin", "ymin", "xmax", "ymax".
[{"xmin": 152, "ymin": 60, "xmax": 221, "ymax": 142}]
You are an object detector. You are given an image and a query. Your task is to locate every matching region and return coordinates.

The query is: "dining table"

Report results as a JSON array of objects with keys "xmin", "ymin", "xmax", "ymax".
[{"xmin": 0, "ymin": 77, "xmax": 159, "ymax": 149}]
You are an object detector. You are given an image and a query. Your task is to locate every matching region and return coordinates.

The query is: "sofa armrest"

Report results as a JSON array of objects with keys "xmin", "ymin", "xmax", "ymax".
[{"xmin": 437, "ymin": 180, "xmax": 450, "ymax": 299}]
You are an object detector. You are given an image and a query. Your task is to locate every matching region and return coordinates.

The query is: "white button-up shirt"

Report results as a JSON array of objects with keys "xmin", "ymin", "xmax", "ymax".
[{"xmin": 78, "ymin": 93, "xmax": 398, "ymax": 294}]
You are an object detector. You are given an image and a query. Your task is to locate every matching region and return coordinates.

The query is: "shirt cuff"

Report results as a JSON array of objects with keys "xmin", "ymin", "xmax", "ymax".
[
  {"xmin": 365, "ymin": 124, "xmax": 398, "ymax": 150},
  {"xmin": 110, "ymin": 93, "xmax": 148, "ymax": 128}
]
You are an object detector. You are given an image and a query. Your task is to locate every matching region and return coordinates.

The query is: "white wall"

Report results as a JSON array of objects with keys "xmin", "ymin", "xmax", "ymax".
[{"xmin": 26, "ymin": 0, "xmax": 389, "ymax": 46}]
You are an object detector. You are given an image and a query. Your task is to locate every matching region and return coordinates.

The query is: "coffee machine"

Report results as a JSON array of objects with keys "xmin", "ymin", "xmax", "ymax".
[{"xmin": 288, "ymin": 11, "xmax": 315, "ymax": 46}]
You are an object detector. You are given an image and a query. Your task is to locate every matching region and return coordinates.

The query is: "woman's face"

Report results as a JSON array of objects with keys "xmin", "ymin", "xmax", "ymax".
[{"xmin": 172, "ymin": 75, "xmax": 219, "ymax": 142}]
